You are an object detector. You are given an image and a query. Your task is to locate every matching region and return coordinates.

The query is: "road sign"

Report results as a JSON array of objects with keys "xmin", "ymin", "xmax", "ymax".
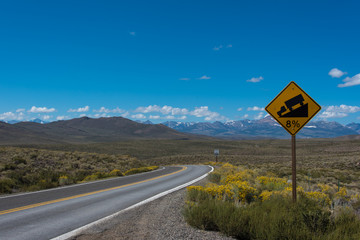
[
  {"xmin": 214, "ymin": 149, "xmax": 219, "ymax": 162},
  {"xmin": 265, "ymin": 81, "xmax": 321, "ymax": 136}
]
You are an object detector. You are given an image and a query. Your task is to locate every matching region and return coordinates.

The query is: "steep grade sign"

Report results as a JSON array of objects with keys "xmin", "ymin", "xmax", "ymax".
[{"xmin": 265, "ymin": 81, "xmax": 321, "ymax": 135}]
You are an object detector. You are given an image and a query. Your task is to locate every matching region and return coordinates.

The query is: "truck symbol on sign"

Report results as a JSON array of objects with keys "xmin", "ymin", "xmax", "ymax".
[{"xmin": 277, "ymin": 94, "xmax": 306, "ymax": 117}]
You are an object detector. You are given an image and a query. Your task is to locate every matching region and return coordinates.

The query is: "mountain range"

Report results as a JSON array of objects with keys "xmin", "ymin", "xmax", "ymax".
[
  {"xmin": 161, "ymin": 116, "xmax": 360, "ymax": 139},
  {"xmin": 1, "ymin": 116, "xmax": 360, "ymax": 145},
  {"xmin": 0, "ymin": 117, "xmax": 199, "ymax": 145}
]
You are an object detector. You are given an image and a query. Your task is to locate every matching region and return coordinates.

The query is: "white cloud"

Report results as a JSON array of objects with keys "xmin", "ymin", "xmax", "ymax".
[
  {"xmin": 320, "ymin": 111, "xmax": 347, "ymax": 119},
  {"xmin": 190, "ymin": 106, "xmax": 227, "ymax": 121},
  {"xmin": 135, "ymin": 105, "xmax": 189, "ymax": 115},
  {"xmin": 121, "ymin": 112, "xmax": 130, "ymax": 118},
  {"xmin": 243, "ymin": 114, "xmax": 249, "ymax": 119},
  {"xmin": 129, "ymin": 32, "xmax": 136, "ymax": 36},
  {"xmin": 68, "ymin": 106, "xmax": 90, "ymax": 113},
  {"xmin": 93, "ymin": 113, "xmax": 109, "ymax": 118},
  {"xmin": 135, "ymin": 105, "xmax": 226, "ymax": 121},
  {"xmin": 179, "ymin": 77, "xmax": 190, "ymax": 81},
  {"xmin": 16, "ymin": 108, "xmax": 25, "ymax": 112},
  {"xmin": 0, "ymin": 112, "xmax": 24, "ymax": 120},
  {"xmin": 79, "ymin": 114, "xmax": 87, "ymax": 117},
  {"xmin": 338, "ymin": 73, "xmax": 360, "ymax": 88},
  {"xmin": 237, "ymin": 108, "xmax": 243, "ymax": 111},
  {"xmin": 56, "ymin": 116, "xmax": 67, "ymax": 120},
  {"xmin": 149, "ymin": 115, "xmax": 160, "ymax": 119},
  {"xmin": 213, "ymin": 45, "xmax": 223, "ymax": 51},
  {"xmin": 135, "ymin": 105, "xmax": 160, "ymax": 113},
  {"xmin": 329, "ymin": 68, "xmax": 346, "ymax": 78},
  {"xmin": 254, "ymin": 112, "xmax": 265, "ymax": 120},
  {"xmin": 94, "ymin": 107, "xmax": 125, "ymax": 113},
  {"xmin": 28, "ymin": 106, "xmax": 56, "ymax": 113},
  {"xmin": 131, "ymin": 114, "xmax": 146, "ymax": 119},
  {"xmin": 247, "ymin": 106, "xmax": 265, "ymax": 111},
  {"xmin": 247, "ymin": 76, "xmax": 263, "ymax": 83},
  {"xmin": 198, "ymin": 75, "xmax": 211, "ymax": 80},
  {"xmin": 319, "ymin": 104, "xmax": 360, "ymax": 119},
  {"xmin": 42, "ymin": 115, "xmax": 51, "ymax": 120},
  {"xmin": 213, "ymin": 44, "xmax": 232, "ymax": 51},
  {"xmin": 165, "ymin": 115, "xmax": 175, "ymax": 120}
]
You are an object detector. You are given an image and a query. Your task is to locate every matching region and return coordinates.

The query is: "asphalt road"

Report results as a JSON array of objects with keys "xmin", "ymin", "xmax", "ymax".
[{"xmin": 0, "ymin": 165, "xmax": 212, "ymax": 240}]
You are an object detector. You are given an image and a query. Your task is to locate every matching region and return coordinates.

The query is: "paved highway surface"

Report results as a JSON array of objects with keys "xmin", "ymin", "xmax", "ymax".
[{"xmin": 0, "ymin": 165, "xmax": 212, "ymax": 240}]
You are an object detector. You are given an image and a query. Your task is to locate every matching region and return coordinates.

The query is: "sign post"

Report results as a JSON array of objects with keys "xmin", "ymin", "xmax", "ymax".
[
  {"xmin": 265, "ymin": 81, "xmax": 321, "ymax": 203},
  {"xmin": 214, "ymin": 149, "xmax": 219, "ymax": 162}
]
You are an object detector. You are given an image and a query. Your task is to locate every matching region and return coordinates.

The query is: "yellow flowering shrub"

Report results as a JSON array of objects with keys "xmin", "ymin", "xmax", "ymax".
[
  {"xmin": 259, "ymin": 190, "xmax": 272, "ymax": 201},
  {"xmin": 351, "ymin": 193, "xmax": 360, "ymax": 201},
  {"xmin": 305, "ymin": 191, "xmax": 331, "ymax": 206},
  {"xmin": 231, "ymin": 180, "xmax": 256, "ymax": 203},
  {"xmin": 187, "ymin": 162, "xmax": 359, "ymax": 208},
  {"xmin": 317, "ymin": 183, "xmax": 330, "ymax": 193},
  {"xmin": 221, "ymin": 170, "xmax": 253, "ymax": 184},
  {"xmin": 257, "ymin": 176, "xmax": 290, "ymax": 191},
  {"xmin": 109, "ymin": 169, "xmax": 123, "ymax": 176},
  {"xmin": 214, "ymin": 162, "xmax": 238, "ymax": 176},
  {"xmin": 335, "ymin": 187, "xmax": 348, "ymax": 200}
]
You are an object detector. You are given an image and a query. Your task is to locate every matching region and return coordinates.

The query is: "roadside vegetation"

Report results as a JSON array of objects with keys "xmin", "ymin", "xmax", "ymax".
[
  {"xmin": 21, "ymin": 138, "xmax": 360, "ymax": 192},
  {"xmin": 0, "ymin": 146, "xmax": 158, "ymax": 194},
  {"xmin": 184, "ymin": 162, "xmax": 360, "ymax": 240}
]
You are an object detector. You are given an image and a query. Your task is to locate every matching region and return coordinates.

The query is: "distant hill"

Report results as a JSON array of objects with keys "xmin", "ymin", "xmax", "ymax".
[
  {"xmin": 2, "ymin": 116, "xmax": 359, "ymax": 144},
  {"xmin": 0, "ymin": 117, "xmax": 201, "ymax": 145},
  {"xmin": 346, "ymin": 123, "xmax": 360, "ymax": 134},
  {"xmin": 161, "ymin": 116, "xmax": 360, "ymax": 139}
]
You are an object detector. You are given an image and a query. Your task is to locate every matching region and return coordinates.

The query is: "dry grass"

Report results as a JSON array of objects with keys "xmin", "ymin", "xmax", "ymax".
[
  {"xmin": 0, "ymin": 147, "xmax": 150, "ymax": 194},
  {"xmin": 3, "ymin": 138, "xmax": 360, "ymax": 193}
]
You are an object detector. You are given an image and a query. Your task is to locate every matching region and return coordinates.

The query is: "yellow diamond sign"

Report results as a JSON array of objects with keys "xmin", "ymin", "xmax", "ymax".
[{"xmin": 265, "ymin": 81, "xmax": 321, "ymax": 136}]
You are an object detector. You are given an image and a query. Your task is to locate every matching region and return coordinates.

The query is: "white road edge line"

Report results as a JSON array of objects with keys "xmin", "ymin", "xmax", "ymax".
[{"xmin": 51, "ymin": 165, "xmax": 214, "ymax": 240}]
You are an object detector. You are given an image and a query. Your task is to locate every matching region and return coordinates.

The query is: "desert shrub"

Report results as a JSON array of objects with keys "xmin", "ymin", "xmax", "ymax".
[
  {"xmin": 328, "ymin": 207, "xmax": 360, "ymax": 239},
  {"xmin": 184, "ymin": 163, "xmax": 360, "ymax": 239},
  {"xmin": 4, "ymin": 163, "xmax": 17, "ymax": 170},
  {"xmin": 82, "ymin": 172, "xmax": 109, "ymax": 182},
  {"xmin": 184, "ymin": 195, "xmax": 360, "ymax": 240},
  {"xmin": 124, "ymin": 166, "xmax": 159, "ymax": 176},
  {"xmin": 109, "ymin": 169, "xmax": 123, "ymax": 177},
  {"xmin": 38, "ymin": 179, "xmax": 57, "ymax": 189},
  {"xmin": 208, "ymin": 172, "xmax": 221, "ymax": 184},
  {"xmin": 187, "ymin": 186, "xmax": 211, "ymax": 202},
  {"xmin": 0, "ymin": 147, "xmax": 160, "ymax": 194},
  {"xmin": 12, "ymin": 156, "xmax": 27, "ymax": 165},
  {"xmin": 183, "ymin": 199, "xmax": 219, "ymax": 231},
  {"xmin": 58, "ymin": 175, "xmax": 70, "ymax": 186},
  {"xmin": 0, "ymin": 177, "xmax": 15, "ymax": 193}
]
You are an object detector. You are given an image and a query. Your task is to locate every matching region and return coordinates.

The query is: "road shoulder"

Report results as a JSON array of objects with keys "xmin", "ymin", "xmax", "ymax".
[{"xmin": 71, "ymin": 179, "xmax": 233, "ymax": 240}]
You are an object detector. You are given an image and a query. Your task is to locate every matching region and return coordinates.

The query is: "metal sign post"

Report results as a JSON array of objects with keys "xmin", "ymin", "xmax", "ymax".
[
  {"xmin": 292, "ymin": 135, "xmax": 296, "ymax": 202},
  {"xmin": 266, "ymin": 81, "xmax": 321, "ymax": 203},
  {"xmin": 214, "ymin": 149, "xmax": 219, "ymax": 162}
]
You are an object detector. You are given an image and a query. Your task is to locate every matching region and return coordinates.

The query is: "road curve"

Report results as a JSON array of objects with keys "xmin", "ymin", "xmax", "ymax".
[{"xmin": 0, "ymin": 165, "xmax": 212, "ymax": 240}]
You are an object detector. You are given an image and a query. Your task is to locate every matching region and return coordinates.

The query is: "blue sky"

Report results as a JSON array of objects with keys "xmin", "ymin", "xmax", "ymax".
[{"xmin": 1, "ymin": 0, "xmax": 359, "ymax": 124}]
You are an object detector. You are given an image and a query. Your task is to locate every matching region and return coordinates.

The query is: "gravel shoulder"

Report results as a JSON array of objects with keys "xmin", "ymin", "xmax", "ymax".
[{"xmin": 71, "ymin": 179, "xmax": 233, "ymax": 240}]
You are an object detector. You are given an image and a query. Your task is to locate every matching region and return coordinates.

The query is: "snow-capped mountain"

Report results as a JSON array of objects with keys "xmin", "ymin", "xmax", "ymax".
[
  {"xmin": 346, "ymin": 123, "xmax": 360, "ymax": 134},
  {"xmin": 161, "ymin": 116, "xmax": 359, "ymax": 139}
]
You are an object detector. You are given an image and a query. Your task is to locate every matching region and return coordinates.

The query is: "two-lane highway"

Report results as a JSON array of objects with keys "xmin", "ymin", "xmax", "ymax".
[{"xmin": 0, "ymin": 165, "xmax": 212, "ymax": 240}]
